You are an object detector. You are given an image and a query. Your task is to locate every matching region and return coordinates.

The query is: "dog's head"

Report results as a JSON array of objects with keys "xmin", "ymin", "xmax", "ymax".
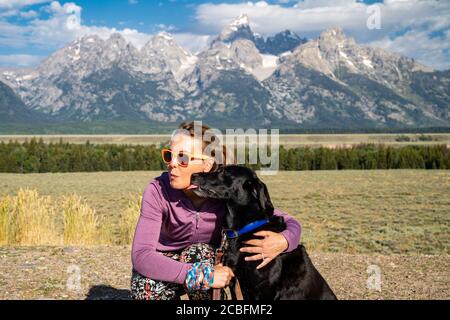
[{"xmin": 190, "ymin": 165, "xmax": 275, "ymax": 220}]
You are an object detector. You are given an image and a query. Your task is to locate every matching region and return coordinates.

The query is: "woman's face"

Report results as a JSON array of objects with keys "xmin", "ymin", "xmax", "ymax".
[{"xmin": 167, "ymin": 133, "xmax": 213, "ymax": 189}]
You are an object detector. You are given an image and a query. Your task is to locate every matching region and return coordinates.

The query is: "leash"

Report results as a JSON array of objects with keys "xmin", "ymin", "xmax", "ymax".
[
  {"xmin": 212, "ymin": 230, "xmax": 228, "ymax": 300},
  {"xmin": 212, "ymin": 219, "xmax": 270, "ymax": 300},
  {"xmin": 212, "ymin": 230, "xmax": 244, "ymax": 300}
]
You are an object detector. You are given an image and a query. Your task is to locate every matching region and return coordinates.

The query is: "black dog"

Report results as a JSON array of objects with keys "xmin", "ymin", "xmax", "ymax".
[{"xmin": 191, "ymin": 165, "xmax": 337, "ymax": 300}]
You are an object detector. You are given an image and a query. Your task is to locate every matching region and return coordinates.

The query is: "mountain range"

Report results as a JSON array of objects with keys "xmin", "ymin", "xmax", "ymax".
[{"xmin": 0, "ymin": 13, "xmax": 449, "ymax": 132}]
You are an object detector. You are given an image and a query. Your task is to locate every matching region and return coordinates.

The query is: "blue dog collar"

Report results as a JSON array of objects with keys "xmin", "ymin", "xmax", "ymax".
[{"xmin": 225, "ymin": 218, "xmax": 270, "ymax": 239}]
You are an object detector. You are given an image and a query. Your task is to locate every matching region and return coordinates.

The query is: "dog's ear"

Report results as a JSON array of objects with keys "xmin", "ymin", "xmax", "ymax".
[{"xmin": 253, "ymin": 180, "xmax": 274, "ymax": 214}]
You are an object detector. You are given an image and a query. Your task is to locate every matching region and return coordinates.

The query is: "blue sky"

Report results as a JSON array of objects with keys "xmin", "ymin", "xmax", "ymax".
[{"xmin": 0, "ymin": 0, "xmax": 448, "ymax": 69}]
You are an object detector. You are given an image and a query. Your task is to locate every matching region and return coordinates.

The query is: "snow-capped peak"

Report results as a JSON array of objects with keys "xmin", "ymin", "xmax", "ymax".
[
  {"xmin": 108, "ymin": 32, "xmax": 126, "ymax": 43},
  {"xmin": 216, "ymin": 13, "xmax": 255, "ymax": 44},
  {"xmin": 320, "ymin": 27, "xmax": 346, "ymax": 41},
  {"xmin": 80, "ymin": 34, "xmax": 100, "ymax": 44},
  {"xmin": 230, "ymin": 13, "xmax": 249, "ymax": 27},
  {"xmin": 154, "ymin": 31, "xmax": 174, "ymax": 41},
  {"xmin": 280, "ymin": 30, "xmax": 299, "ymax": 40}
]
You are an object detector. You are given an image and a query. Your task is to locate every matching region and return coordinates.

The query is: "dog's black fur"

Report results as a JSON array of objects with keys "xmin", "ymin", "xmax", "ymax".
[{"xmin": 191, "ymin": 165, "xmax": 337, "ymax": 300}]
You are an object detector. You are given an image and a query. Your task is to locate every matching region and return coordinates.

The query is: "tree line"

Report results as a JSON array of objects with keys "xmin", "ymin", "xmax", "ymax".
[{"xmin": 0, "ymin": 138, "xmax": 448, "ymax": 173}]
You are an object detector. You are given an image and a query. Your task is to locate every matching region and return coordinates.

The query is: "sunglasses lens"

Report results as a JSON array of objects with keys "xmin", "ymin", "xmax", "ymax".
[
  {"xmin": 162, "ymin": 150, "xmax": 172, "ymax": 163},
  {"xmin": 177, "ymin": 152, "xmax": 190, "ymax": 167}
]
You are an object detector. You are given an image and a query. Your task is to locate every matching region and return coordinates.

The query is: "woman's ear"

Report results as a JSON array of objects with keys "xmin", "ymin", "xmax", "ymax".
[{"xmin": 203, "ymin": 158, "xmax": 215, "ymax": 172}]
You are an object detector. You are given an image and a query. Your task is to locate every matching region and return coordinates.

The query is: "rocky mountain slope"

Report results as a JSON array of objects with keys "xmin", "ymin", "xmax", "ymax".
[{"xmin": 1, "ymin": 14, "xmax": 448, "ymax": 130}]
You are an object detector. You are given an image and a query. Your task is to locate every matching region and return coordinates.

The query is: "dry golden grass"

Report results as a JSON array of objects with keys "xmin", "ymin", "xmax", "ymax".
[
  {"xmin": 0, "ymin": 170, "xmax": 448, "ymax": 253},
  {"xmin": 0, "ymin": 189, "xmax": 60, "ymax": 246},
  {"xmin": 118, "ymin": 193, "xmax": 142, "ymax": 245},
  {"xmin": 0, "ymin": 188, "xmax": 144, "ymax": 246},
  {"xmin": 0, "ymin": 195, "xmax": 11, "ymax": 245},
  {"xmin": 61, "ymin": 194, "xmax": 99, "ymax": 246}
]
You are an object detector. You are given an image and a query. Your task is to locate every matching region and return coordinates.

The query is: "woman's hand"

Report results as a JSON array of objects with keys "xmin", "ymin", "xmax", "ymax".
[
  {"xmin": 211, "ymin": 263, "xmax": 235, "ymax": 288},
  {"xmin": 239, "ymin": 231, "xmax": 289, "ymax": 270}
]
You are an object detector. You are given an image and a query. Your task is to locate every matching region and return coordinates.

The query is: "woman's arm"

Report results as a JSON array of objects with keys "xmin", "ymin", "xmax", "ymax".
[
  {"xmin": 239, "ymin": 208, "xmax": 302, "ymax": 269},
  {"xmin": 273, "ymin": 208, "xmax": 302, "ymax": 253},
  {"xmin": 131, "ymin": 182, "xmax": 192, "ymax": 284}
]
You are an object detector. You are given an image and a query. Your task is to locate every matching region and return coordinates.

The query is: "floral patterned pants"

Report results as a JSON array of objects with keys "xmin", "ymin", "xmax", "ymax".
[{"xmin": 130, "ymin": 243, "xmax": 217, "ymax": 300}]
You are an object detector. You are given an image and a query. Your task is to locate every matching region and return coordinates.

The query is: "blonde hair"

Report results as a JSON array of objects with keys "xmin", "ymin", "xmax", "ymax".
[{"xmin": 177, "ymin": 121, "xmax": 235, "ymax": 171}]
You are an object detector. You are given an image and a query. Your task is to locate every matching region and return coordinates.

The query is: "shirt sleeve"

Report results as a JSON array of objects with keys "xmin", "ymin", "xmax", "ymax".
[
  {"xmin": 272, "ymin": 208, "xmax": 302, "ymax": 253},
  {"xmin": 131, "ymin": 182, "xmax": 192, "ymax": 284}
]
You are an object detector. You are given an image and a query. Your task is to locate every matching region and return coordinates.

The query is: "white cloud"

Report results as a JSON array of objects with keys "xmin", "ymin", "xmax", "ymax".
[
  {"xmin": 196, "ymin": 0, "xmax": 370, "ymax": 35},
  {"xmin": 0, "ymin": 54, "xmax": 44, "ymax": 66},
  {"xmin": 172, "ymin": 33, "xmax": 212, "ymax": 54},
  {"xmin": 19, "ymin": 9, "xmax": 37, "ymax": 18},
  {"xmin": 370, "ymin": 29, "xmax": 450, "ymax": 70},
  {"xmin": 195, "ymin": 0, "xmax": 450, "ymax": 69},
  {"xmin": 0, "ymin": 0, "xmax": 211, "ymax": 66},
  {"xmin": 0, "ymin": 1, "xmax": 153, "ymax": 50},
  {"xmin": 1, "ymin": 0, "xmax": 449, "ymax": 69},
  {"xmin": 154, "ymin": 23, "xmax": 176, "ymax": 32},
  {"xmin": 0, "ymin": 20, "xmax": 29, "ymax": 47},
  {"xmin": 0, "ymin": 9, "xmax": 18, "ymax": 17},
  {"xmin": 0, "ymin": 0, "xmax": 50, "ymax": 9},
  {"xmin": 196, "ymin": 0, "xmax": 448, "ymax": 36},
  {"xmin": 117, "ymin": 27, "xmax": 152, "ymax": 49}
]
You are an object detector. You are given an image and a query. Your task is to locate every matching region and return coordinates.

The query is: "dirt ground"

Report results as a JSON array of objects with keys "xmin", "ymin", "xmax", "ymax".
[{"xmin": 0, "ymin": 246, "xmax": 448, "ymax": 300}]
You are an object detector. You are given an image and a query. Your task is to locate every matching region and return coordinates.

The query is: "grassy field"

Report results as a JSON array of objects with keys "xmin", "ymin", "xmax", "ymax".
[
  {"xmin": 0, "ymin": 170, "xmax": 448, "ymax": 254},
  {"xmin": 1, "ymin": 133, "xmax": 449, "ymax": 148},
  {"xmin": 0, "ymin": 170, "xmax": 448, "ymax": 299}
]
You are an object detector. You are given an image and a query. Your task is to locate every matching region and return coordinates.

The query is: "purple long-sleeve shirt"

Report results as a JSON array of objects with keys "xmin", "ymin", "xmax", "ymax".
[{"xmin": 131, "ymin": 171, "xmax": 302, "ymax": 284}]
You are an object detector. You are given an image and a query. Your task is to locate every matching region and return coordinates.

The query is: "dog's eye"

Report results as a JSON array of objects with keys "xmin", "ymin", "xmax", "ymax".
[
  {"xmin": 243, "ymin": 180, "xmax": 253, "ymax": 189},
  {"xmin": 223, "ymin": 175, "xmax": 232, "ymax": 185}
]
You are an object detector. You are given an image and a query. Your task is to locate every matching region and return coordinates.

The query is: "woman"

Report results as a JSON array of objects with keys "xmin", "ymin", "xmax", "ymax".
[{"xmin": 130, "ymin": 121, "xmax": 301, "ymax": 300}]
